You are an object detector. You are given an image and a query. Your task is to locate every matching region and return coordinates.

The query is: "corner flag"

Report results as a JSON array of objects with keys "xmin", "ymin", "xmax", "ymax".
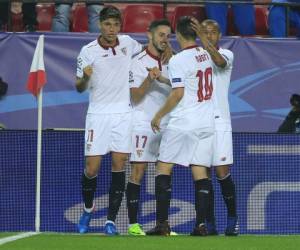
[{"xmin": 26, "ymin": 35, "xmax": 46, "ymax": 96}]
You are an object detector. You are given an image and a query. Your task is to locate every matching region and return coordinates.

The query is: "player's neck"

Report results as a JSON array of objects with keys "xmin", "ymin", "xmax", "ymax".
[
  {"xmin": 180, "ymin": 41, "xmax": 197, "ymax": 50},
  {"xmin": 98, "ymin": 36, "xmax": 118, "ymax": 48},
  {"xmin": 147, "ymin": 44, "xmax": 162, "ymax": 59}
]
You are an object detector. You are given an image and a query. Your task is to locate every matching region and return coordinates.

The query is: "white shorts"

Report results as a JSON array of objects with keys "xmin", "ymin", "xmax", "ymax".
[
  {"xmin": 158, "ymin": 129, "xmax": 214, "ymax": 167},
  {"xmin": 84, "ymin": 112, "xmax": 132, "ymax": 156},
  {"xmin": 130, "ymin": 129, "xmax": 162, "ymax": 162},
  {"xmin": 212, "ymin": 131, "xmax": 233, "ymax": 166}
]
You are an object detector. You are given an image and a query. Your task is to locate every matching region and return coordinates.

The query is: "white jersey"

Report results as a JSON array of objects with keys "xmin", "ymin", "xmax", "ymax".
[
  {"xmin": 130, "ymin": 49, "xmax": 171, "ymax": 129},
  {"xmin": 76, "ymin": 35, "xmax": 143, "ymax": 114},
  {"xmin": 167, "ymin": 45, "xmax": 214, "ymax": 131},
  {"xmin": 212, "ymin": 48, "xmax": 234, "ymax": 131}
]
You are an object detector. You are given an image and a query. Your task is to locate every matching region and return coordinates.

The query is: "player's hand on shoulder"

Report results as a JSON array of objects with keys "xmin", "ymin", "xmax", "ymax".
[{"xmin": 83, "ymin": 65, "xmax": 93, "ymax": 79}]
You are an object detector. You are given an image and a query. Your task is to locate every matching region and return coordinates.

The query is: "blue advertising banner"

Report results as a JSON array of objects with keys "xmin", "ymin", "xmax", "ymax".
[
  {"xmin": 0, "ymin": 33, "xmax": 300, "ymax": 132},
  {"xmin": 0, "ymin": 130, "xmax": 299, "ymax": 234}
]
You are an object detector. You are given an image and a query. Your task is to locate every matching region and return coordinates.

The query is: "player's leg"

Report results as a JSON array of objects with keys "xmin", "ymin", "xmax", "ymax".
[
  {"xmin": 190, "ymin": 165, "xmax": 211, "ymax": 236},
  {"xmin": 205, "ymin": 168, "xmax": 218, "ymax": 235},
  {"xmin": 78, "ymin": 113, "xmax": 110, "ymax": 233},
  {"xmin": 126, "ymin": 162, "xmax": 147, "ymax": 235},
  {"xmin": 213, "ymin": 130, "xmax": 238, "ymax": 236},
  {"xmin": 103, "ymin": 152, "xmax": 128, "ymax": 235},
  {"xmin": 215, "ymin": 165, "xmax": 238, "ymax": 236},
  {"xmin": 190, "ymin": 132, "xmax": 214, "ymax": 236},
  {"xmin": 146, "ymin": 161, "xmax": 173, "ymax": 236},
  {"xmin": 105, "ymin": 112, "xmax": 132, "ymax": 235},
  {"xmin": 78, "ymin": 155, "xmax": 102, "ymax": 233}
]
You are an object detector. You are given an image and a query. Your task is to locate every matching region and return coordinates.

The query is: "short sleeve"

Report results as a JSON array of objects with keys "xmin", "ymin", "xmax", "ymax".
[
  {"xmin": 76, "ymin": 47, "xmax": 93, "ymax": 78},
  {"xmin": 129, "ymin": 36, "xmax": 143, "ymax": 57},
  {"xmin": 220, "ymin": 49, "xmax": 234, "ymax": 69},
  {"xmin": 129, "ymin": 57, "xmax": 147, "ymax": 88},
  {"xmin": 168, "ymin": 56, "xmax": 185, "ymax": 88}
]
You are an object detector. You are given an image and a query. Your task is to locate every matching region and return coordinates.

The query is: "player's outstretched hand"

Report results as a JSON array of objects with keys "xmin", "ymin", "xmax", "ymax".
[
  {"xmin": 83, "ymin": 65, "xmax": 93, "ymax": 79},
  {"xmin": 151, "ymin": 114, "xmax": 161, "ymax": 133}
]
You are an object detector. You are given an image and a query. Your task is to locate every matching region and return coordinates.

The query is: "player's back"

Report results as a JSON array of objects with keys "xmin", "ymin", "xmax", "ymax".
[{"xmin": 168, "ymin": 46, "xmax": 214, "ymax": 131}]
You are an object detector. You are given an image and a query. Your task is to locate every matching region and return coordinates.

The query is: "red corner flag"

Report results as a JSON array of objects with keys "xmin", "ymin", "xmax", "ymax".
[{"xmin": 26, "ymin": 35, "xmax": 46, "ymax": 96}]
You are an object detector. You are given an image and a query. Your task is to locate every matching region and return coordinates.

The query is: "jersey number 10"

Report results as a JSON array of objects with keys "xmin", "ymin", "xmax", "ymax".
[{"xmin": 196, "ymin": 67, "xmax": 213, "ymax": 102}]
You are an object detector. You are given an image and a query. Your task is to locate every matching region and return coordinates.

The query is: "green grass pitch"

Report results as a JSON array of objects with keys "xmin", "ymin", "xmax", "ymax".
[{"xmin": 1, "ymin": 233, "xmax": 300, "ymax": 250}]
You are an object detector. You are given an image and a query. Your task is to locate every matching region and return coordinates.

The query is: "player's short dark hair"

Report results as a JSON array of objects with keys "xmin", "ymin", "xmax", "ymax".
[
  {"xmin": 176, "ymin": 16, "xmax": 196, "ymax": 40},
  {"xmin": 99, "ymin": 6, "xmax": 122, "ymax": 22},
  {"xmin": 148, "ymin": 19, "xmax": 171, "ymax": 32},
  {"xmin": 201, "ymin": 19, "xmax": 221, "ymax": 33}
]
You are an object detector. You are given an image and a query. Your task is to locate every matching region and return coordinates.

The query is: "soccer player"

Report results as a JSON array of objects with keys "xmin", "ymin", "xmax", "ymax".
[
  {"xmin": 126, "ymin": 19, "xmax": 172, "ymax": 236},
  {"xmin": 192, "ymin": 19, "xmax": 238, "ymax": 236},
  {"xmin": 75, "ymin": 6, "xmax": 143, "ymax": 235},
  {"xmin": 147, "ymin": 16, "xmax": 222, "ymax": 236}
]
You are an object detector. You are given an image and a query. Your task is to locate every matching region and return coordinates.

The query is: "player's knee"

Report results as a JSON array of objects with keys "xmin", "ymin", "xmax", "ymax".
[
  {"xmin": 130, "ymin": 171, "xmax": 144, "ymax": 184},
  {"xmin": 84, "ymin": 168, "xmax": 98, "ymax": 178},
  {"xmin": 215, "ymin": 166, "xmax": 230, "ymax": 179},
  {"xmin": 112, "ymin": 153, "xmax": 128, "ymax": 171},
  {"xmin": 130, "ymin": 165, "xmax": 146, "ymax": 184}
]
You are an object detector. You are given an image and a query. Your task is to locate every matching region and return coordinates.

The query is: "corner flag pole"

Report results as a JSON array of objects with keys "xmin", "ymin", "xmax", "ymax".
[
  {"xmin": 26, "ymin": 34, "xmax": 47, "ymax": 232},
  {"xmin": 35, "ymin": 88, "xmax": 43, "ymax": 232}
]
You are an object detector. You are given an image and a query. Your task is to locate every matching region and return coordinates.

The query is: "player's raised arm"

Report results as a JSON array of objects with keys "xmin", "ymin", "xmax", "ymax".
[
  {"xmin": 191, "ymin": 18, "xmax": 226, "ymax": 68},
  {"xmin": 130, "ymin": 67, "xmax": 160, "ymax": 103},
  {"xmin": 75, "ymin": 65, "xmax": 93, "ymax": 93}
]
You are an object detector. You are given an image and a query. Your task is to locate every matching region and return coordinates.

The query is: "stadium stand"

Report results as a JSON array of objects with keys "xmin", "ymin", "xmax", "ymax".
[
  {"xmin": 5, "ymin": 1, "xmax": 299, "ymax": 36},
  {"xmin": 169, "ymin": 5, "xmax": 207, "ymax": 31},
  {"xmin": 36, "ymin": 3, "xmax": 55, "ymax": 31},
  {"xmin": 71, "ymin": 3, "xmax": 88, "ymax": 32},
  {"xmin": 122, "ymin": 4, "xmax": 164, "ymax": 32},
  {"xmin": 255, "ymin": 6, "xmax": 269, "ymax": 36}
]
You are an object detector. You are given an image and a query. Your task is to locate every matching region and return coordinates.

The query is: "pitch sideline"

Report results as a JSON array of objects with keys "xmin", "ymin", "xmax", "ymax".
[{"xmin": 0, "ymin": 232, "xmax": 40, "ymax": 246}]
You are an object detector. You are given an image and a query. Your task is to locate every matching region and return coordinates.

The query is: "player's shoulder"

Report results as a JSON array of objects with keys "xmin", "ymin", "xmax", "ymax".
[
  {"xmin": 118, "ymin": 34, "xmax": 137, "ymax": 45},
  {"xmin": 80, "ymin": 39, "xmax": 98, "ymax": 56},
  {"xmin": 133, "ymin": 49, "xmax": 148, "ymax": 61},
  {"xmin": 82, "ymin": 39, "xmax": 98, "ymax": 50},
  {"xmin": 219, "ymin": 48, "xmax": 234, "ymax": 59}
]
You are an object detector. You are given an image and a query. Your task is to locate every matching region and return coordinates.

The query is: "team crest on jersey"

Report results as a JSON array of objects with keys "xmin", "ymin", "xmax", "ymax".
[
  {"xmin": 121, "ymin": 47, "xmax": 127, "ymax": 55},
  {"xmin": 136, "ymin": 149, "xmax": 144, "ymax": 157}
]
